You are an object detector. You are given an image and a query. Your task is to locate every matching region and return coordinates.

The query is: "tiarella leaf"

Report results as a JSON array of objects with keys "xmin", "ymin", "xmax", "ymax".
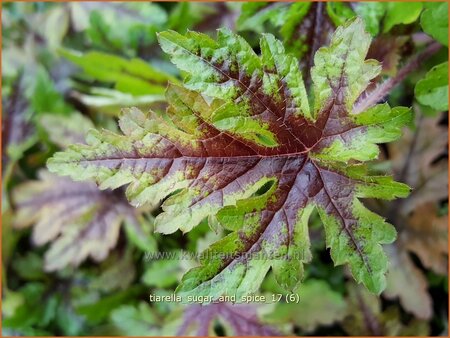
[
  {"xmin": 48, "ymin": 18, "xmax": 411, "ymax": 296},
  {"xmin": 158, "ymin": 28, "xmax": 311, "ymax": 119},
  {"xmin": 12, "ymin": 171, "xmax": 139, "ymax": 271}
]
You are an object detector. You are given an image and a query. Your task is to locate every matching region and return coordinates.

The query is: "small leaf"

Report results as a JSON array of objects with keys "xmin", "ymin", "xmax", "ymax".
[
  {"xmin": 383, "ymin": 2, "xmax": 423, "ymax": 33},
  {"xmin": 415, "ymin": 62, "xmax": 448, "ymax": 111},
  {"xmin": 421, "ymin": 2, "xmax": 448, "ymax": 46}
]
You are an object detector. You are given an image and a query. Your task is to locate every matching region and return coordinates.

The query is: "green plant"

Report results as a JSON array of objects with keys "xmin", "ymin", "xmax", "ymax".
[
  {"xmin": 3, "ymin": 2, "xmax": 447, "ymax": 336},
  {"xmin": 49, "ymin": 18, "xmax": 411, "ymax": 297}
]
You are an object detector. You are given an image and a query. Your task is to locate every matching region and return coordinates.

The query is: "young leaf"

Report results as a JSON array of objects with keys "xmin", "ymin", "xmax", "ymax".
[
  {"xmin": 172, "ymin": 303, "xmax": 279, "ymax": 336},
  {"xmin": 12, "ymin": 171, "xmax": 139, "ymax": 271},
  {"xmin": 415, "ymin": 62, "xmax": 449, "ymax": 111},
  {"xmin": 48, "ymin": 19, "xmax": 411, "ymax": 297},
  {"xmin": 84, "ymin": 2, "xmax": 167, "ymax": 56},
  {"xmin": 382, "ymin": 2, "xmax": 423, "ymax": 33},
  {"xmin": 421, "ymin": 2, "xmax": 448, "ymax": 46}
]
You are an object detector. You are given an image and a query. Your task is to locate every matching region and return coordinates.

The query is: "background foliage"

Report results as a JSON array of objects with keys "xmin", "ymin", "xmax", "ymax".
[{"xmin": 2, "ymin": 2, "xmax": 448, "ymax": 336}]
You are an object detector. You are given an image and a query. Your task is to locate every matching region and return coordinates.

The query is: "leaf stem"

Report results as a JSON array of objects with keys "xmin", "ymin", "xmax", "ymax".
[{"xmin": 353, "ymin": 42, "xmax": 442, "ymax": 114}]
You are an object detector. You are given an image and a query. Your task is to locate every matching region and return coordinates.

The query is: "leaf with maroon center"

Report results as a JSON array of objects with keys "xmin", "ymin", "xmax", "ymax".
[{"xmin": 48, "ymin": 18, "xmax": 411, "ymax": 300}]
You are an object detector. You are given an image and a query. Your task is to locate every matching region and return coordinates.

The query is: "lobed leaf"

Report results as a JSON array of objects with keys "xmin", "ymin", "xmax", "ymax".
[
  {"xmin": 48, "ymin": 19, "xmax": 411, "ymax": 297},
  {"xmin": 12, "ymin": 171, "xmax": 139, "ymax": 271}
]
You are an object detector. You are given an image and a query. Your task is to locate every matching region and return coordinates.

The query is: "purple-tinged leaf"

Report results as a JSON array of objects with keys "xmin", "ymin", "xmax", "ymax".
[{"xmin": 12, "ymin": 170, "xmax": 139, "ymax": 271}]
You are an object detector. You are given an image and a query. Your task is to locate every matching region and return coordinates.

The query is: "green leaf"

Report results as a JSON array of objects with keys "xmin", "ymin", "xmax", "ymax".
[
  {"xmin": 124, "ymin": 216, "xmax": 158, "ymax": 252},
  {"xmin": 110, "ymin": 302, "xmax": 160, "ymax": 336},
  {"xmin": 48, "ymin": 19, "xmax": 411, "ymax": 298},
  {"xmin": 421, "ymin": 2, "xmax": 448, "ymax": 46},
  {"xmin": 415, "ymin": 62, "xmax": 448, "ymax": 111},
  {"xmin": 354, "ymin": 2, "xmax": 386, "ymax": 36},
  {"xmin": 85, "ymin": 3, "xmax": 168, "ymax": 56},
  {"xmin": 142, "ymin": 258, "xmax": 181, "ymax": 288},
  {"xmin": 12, "ymin": 252, "xmax": 46, "ymax": 281},
  {"xmin": 31, "ymin": 66, "xmax": 73, "ymax": 114},
  {"xmin": 383, "ymin": 2, "xmax": 423, "ymax": 33},
  {"xmin": 237, "ymin": 2, "xmax": 289, "ymax": 33},
  {"xmin": 61, "ymin": 49, "xmax": 178, "ymax": 96},
  {"xmin": 76, "ymin": 286, "xmax": 144, "ymax": 324},
  {"xmin": 265, "ymin": 279, "xmax": 347, "ymax": 332}
]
